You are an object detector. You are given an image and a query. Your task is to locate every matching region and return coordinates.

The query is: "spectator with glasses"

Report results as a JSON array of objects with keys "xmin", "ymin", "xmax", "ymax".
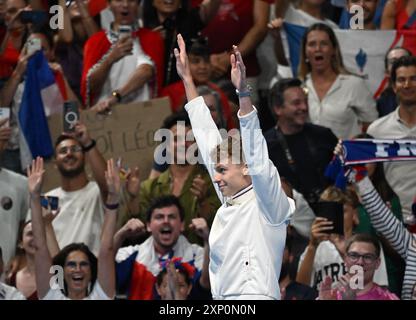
[
  {"xmin": 30, "ymin": 121, "xmax": 108, "ymax": 256},
  {"xmin": 319, "ymin": 233, "xmax": 399, "ymax": 300}
]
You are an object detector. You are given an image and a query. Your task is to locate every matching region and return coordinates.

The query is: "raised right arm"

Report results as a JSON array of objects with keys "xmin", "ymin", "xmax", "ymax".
[
  {"xmin": 27, "ymin": 157, "xmax": 53, "ymax": 299},
  {"xmin": 357, "ymin": 176, "xmax": 412, "ymax": 259},
  {"xmin": 175, "ymin": 34, "xmax": 223, "ymax": 201}
]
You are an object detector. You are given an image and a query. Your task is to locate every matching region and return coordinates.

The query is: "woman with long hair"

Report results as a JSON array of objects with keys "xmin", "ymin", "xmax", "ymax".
[
  {"xmin": 298, "ymin": 23, "xmax": 378, "ymax": 139},
  {"xmin": 27, "ymin": 157, "xmax": 119, "ymax": 300},
  {"xmin": 5, "ymin": 218, "xmax": 59, "ymax": 300}
]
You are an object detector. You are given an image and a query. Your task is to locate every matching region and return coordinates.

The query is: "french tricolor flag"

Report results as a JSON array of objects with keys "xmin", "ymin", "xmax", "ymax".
[
  {"xmin": 18, "ymin": 51, "xmax": 65, "ymax": 170},
  {"xmin": 283, "ymin": 22, "xmax": 416, "ymax": 98}
]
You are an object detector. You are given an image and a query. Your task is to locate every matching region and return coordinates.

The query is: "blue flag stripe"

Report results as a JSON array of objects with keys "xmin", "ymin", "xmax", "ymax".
[{"xmin": 18, "ymin": 51, "xmax": 54, "ymax": 159}]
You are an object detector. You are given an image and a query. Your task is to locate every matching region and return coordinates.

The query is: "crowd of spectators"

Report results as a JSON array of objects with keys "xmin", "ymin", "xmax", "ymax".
[{"xmin": 0, "ymin": 0, "xmax": 415, "ymax": 300}]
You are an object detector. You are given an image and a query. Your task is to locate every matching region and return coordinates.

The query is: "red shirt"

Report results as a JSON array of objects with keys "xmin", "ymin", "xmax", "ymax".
[
  {"xmin": 81, "ymin": 28, "xmax": 165, "ymax": 106},
  {"xmin": 0, "ymin": 38, "xmax": 20, "ymax": 80},
  {"xmin": 193, "ymin": 0, "xmax": 273, "ymax": 77},
  {"xmin": 395, "ymin": 0, "xmax": 416, "ymax": 29}
]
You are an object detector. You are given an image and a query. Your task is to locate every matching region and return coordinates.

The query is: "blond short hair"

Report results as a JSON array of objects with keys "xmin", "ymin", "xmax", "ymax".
[
  {"xmin": 320, "ymin": 186, "xmax": 360, "ymax": 208},
  {"xmin": 210, "ymin": 135, "xmax": 246, "ymax": 165}
]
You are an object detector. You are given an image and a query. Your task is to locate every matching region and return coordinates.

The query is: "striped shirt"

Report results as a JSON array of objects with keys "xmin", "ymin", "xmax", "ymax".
[{"xmin": 358, "ymin": 177, "xmax": 416, "ymax": 300}]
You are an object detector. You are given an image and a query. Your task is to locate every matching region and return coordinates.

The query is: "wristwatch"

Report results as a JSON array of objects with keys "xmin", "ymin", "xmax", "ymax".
[
  {"xmin": 111, "ymin": 90, "xmax": 122, "ymax": 103},
  {"xmin": 235, "ymin": 85, "xmax": 252, "ymax": 98}
]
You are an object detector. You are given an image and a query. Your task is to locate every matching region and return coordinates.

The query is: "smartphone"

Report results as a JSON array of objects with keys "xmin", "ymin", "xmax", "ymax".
[
  {"xmin": 63, "ymin": 101, "xmax": 79, "ymax": 133},
  {"xmin": 314, "ymin": 201, "xmax": 344, "ymax": 235},
  {"xmin": 26, "ymin": 38, "xmax": 41, "ymax": 56},
  {"xmin": 119, "ymin": 25, "xmax": 132, "ymax": 39},
  {"xmin": 20, "ymin": 10, "xmax": 48, "ymax": 25},
  {"xmin": 0, "ymin": 107, "xmax": 10, "ymax": 128},
  {"xmin": 40, "ymin": 196, "xmax": 59, "ymax": 211}
]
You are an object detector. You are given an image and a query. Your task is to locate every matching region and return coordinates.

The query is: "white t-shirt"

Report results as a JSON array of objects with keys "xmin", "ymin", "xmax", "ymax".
[
  {"xmin": 0, "ymin": 282, "xmax": 26, "ymax": 300},
  {"xmin": 299, "ymin": 240, "xmax": 389, "ymax": 289},
  {"xmin": 0, "ymin": 168, "xmax": 28, "ymax": 266},
  {"xmin": 43, "ymin": 281, "xmax": 111, "ymax": 300},
  {"xmin": 306, "ymin": 74, "xmax": 378, "ymax": 139},
  {"xmin": 97, "ymin": 31, "xmax": 154, "ymax": 104},
  {"xmin": 45, "ymin": 182, "xmax": 104, "ymax": 256}
]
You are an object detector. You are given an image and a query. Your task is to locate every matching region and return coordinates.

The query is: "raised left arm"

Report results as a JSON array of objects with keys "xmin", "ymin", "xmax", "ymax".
[
  {"xmin": 231, "ymin": 46, "xmax": 295, "ymax": 224},
  {"xmin": 97, "ymin": 159, "xmax": 120, "ymax": 299},
  {"xmin": 71, "ymin": 122, "xmax": 108, "ymax": 200}
]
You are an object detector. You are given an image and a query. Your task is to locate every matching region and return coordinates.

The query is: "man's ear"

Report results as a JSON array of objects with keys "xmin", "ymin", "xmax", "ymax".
[
  {"xmin": 242, "ymin": 164, "xmax": 249, "ymax": 176},
  {"xmin": 180, "ymin": 221, "xmax": 185, "ymax": 233},
  {"xmin": 146, "ymin": 223, "xmax": 152, "ymax": 233},
  {"xmin": 374, "ymin": 257, "xmax": 381, "ymax": 270},
  {"xmin": 274, "ymin": 106, "xmax": 282, "ymax": 117},
  {"xmin": 392, "ymin": 81, "xmax": 398, "ymax": 95}
]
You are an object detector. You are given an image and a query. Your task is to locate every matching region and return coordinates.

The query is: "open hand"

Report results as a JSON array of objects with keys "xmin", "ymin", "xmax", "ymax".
[
  {"xmin": 230, "ymin": 46, "xmax": 248, "ymax": 92},
  {"xmin": 27, "ymin": 157, "xmax": 45, "ymax": 196},
  {"xmin": 174, "ymin": 34, "xmax": 192, "ymax": 81},
  {"xmin": 105, "ymin": 158, "xmax": 121, "ymax": 201}
]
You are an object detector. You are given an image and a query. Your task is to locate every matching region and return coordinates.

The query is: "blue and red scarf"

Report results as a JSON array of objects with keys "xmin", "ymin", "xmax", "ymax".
[{"xmin": 325, "ymin": 139, "xmax": 416, "ymax": 189}]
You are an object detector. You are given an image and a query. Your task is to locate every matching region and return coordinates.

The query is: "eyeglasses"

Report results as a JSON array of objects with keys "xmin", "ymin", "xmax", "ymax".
[
  {"xmin": 65, "ymin": 261, "xmax": 90, "ymax": 270},
  {"xmin": 346, "ymin": 252, "xmax": 377, "ymax": 264},
  {"xmin": 57, "ymin": 145, "xmax": 82, "ymax": 155}
]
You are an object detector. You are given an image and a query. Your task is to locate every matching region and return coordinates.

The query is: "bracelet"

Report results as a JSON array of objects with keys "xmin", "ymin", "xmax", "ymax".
[
  {"xmin": 235, "ymin": 89, "xmax": 251, "ymax": 98},
  {"xmin": 104, "ymin": 202, "xmax": 119, "ymax": 210},
  {"xmin": 111, "ymin": 90, "xmax": 122, "ymax": 103},
  {"xmin": 235, "ymin": 85, "xmax": 252, "ymax": 98},
  {"xmin": 82, "ymin": 139, "xmax": 96, "ymax": 152}
]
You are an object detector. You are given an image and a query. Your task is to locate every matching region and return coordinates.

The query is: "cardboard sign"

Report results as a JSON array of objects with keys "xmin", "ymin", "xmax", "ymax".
[{"xmin": 43, "ymin": 98, "xmax": 171, "ymax": 191}]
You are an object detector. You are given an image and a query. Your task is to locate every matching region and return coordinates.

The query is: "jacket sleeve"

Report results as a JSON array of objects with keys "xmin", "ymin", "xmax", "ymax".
[
  {"xmin": 185, "ymin": 96, "xmax": 224, "ymax": 203},
  {"xmin": 238, "ymin": 107, "xmax": 295, "ymax": 225}
]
